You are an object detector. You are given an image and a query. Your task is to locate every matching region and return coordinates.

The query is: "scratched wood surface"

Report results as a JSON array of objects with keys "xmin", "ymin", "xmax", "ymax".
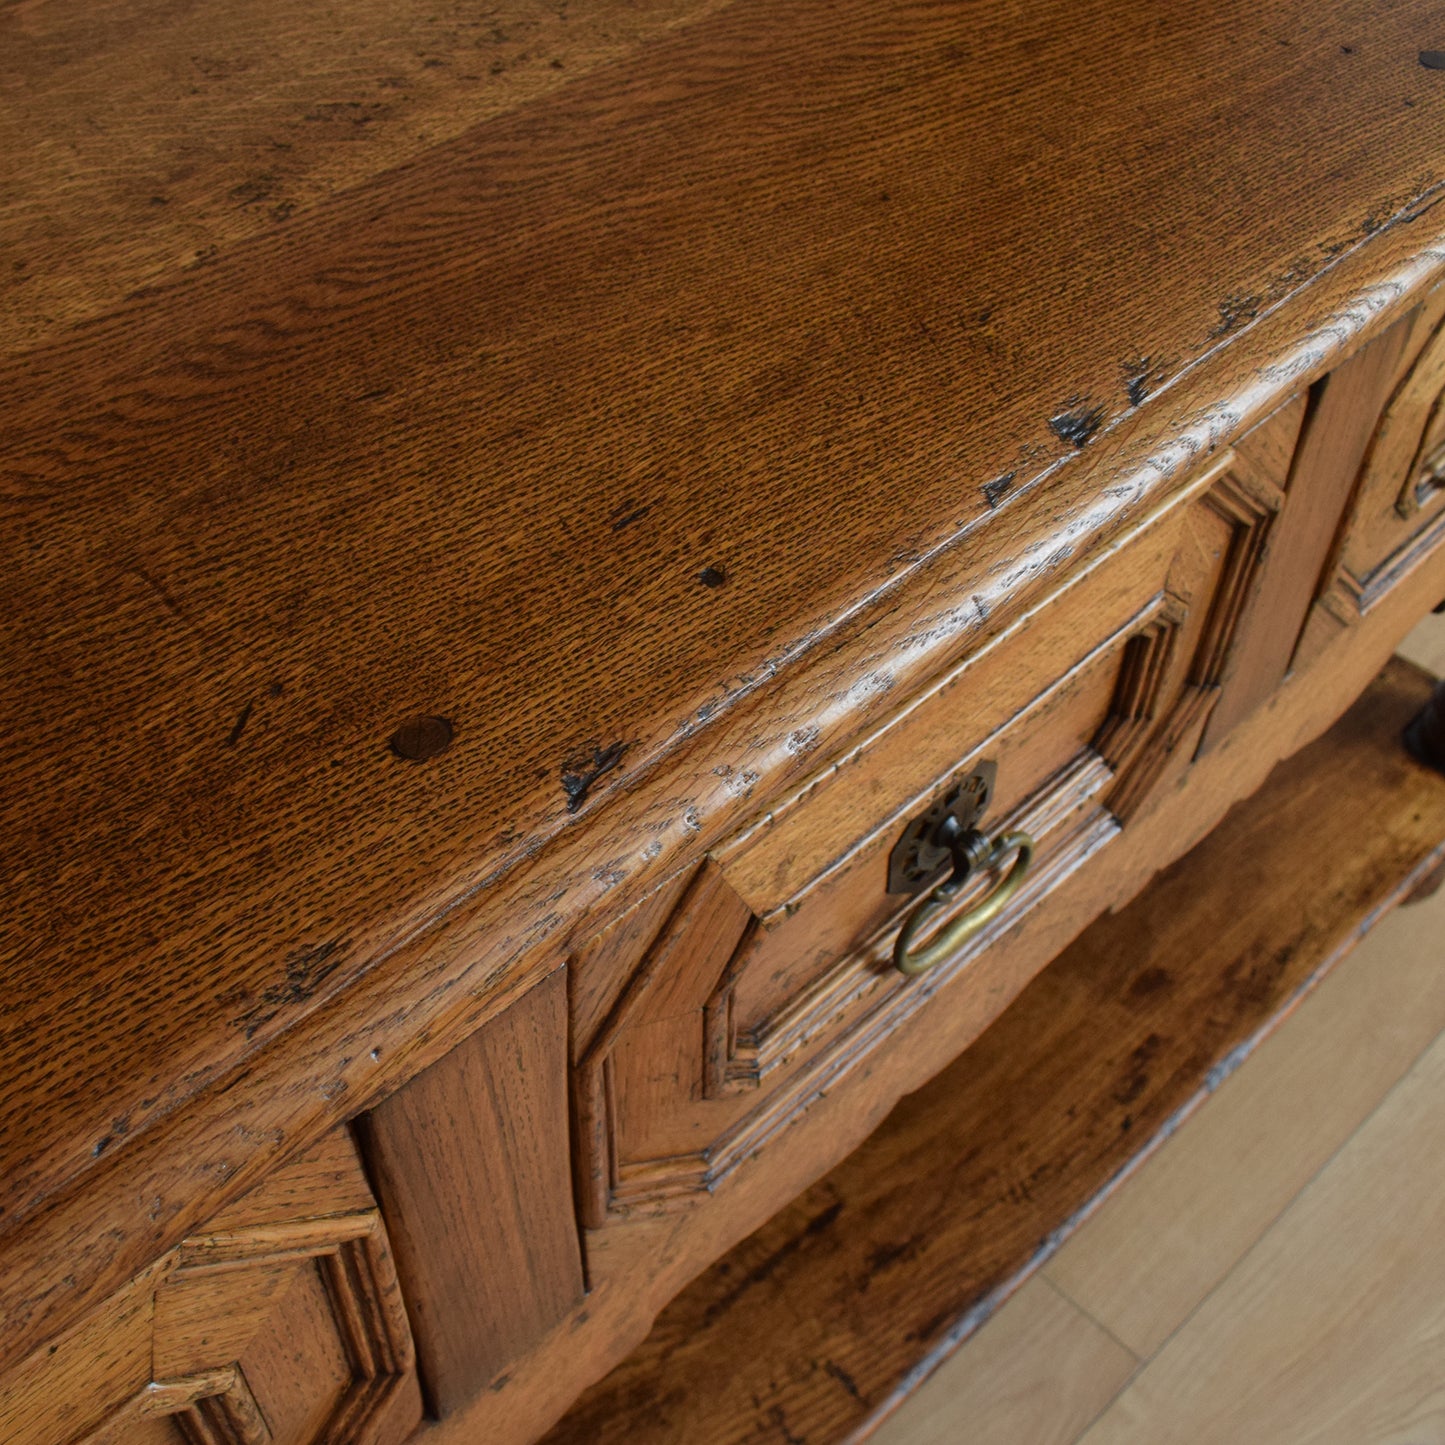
[
  {"xmin": 4, "ymin": 0, "xmax": 1445, "ymax": 1362},
  {"xmin": 543, "ymin": 658, "xmax": 1445, "ymax": 1445},
  {"xmin": 0, "ymin": 0, "xmax": 726, "ymax": 351}
]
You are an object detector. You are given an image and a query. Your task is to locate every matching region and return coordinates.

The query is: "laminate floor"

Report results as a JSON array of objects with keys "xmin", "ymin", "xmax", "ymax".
[{"xmin": 867, "ymin": 615, "xmax": 1445, "ymax": 1445}]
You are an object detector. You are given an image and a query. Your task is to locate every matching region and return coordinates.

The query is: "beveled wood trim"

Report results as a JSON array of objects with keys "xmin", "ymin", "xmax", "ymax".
[
  {"xmin": 713, "ymin": 753, "xmax": 1119, "ymax": 1100},
  {"xmin": 81, "ymin": 1367, "xmax": 271, "ymax": 1445},
  {"xmin": 1093, "ymin": 601, "xmax": 1187, "ymax": 782},
  {"xmin": 1192, "ymin": 472, "xmax": 1281, "ymax": 687},
  {"xmin": 608, "ymin": 753, "xmax": 1119, "ymax": 1215}
]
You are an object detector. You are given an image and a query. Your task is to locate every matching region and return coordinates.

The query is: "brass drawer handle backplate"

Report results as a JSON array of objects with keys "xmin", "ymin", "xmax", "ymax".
[{"xmin": 887, "ymin": 762, "xmax": 1034, "ymax": 977}]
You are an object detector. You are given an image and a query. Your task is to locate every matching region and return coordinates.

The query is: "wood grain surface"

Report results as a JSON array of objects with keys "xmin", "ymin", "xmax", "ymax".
[
  {"xmin": 0, "ymin": 0, "xmax": 725, "ymax": 351},
  {"xmin": 357, "ymin": 968, "xmax": 584, "ymax": 1415},
  {"xmin": 6, "ymin": 0, "xmax": 1445, "ymax": 1371},
  {"xmin": 543, "ymin": 657, "xmax": 1445, "ymax": 1445}
]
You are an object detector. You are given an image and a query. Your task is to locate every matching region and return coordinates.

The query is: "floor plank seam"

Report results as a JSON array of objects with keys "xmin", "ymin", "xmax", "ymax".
[
  {"xmin": 1038, "ymin": 1274, "xmax": 1143, "ymax": 1367},
  {"xmin": 1067, "ymin": 1359, "xmax": 1148, "ymax": 1445}
]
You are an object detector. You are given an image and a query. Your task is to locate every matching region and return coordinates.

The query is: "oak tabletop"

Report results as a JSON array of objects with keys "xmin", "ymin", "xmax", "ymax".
[{"xmin": 3, "ymin": 0, "xmax": 1443, "ymax": 1257}]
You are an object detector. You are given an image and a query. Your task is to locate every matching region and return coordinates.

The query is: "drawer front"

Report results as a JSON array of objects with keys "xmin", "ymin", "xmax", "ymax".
[
  {"xmin": 0, "ymin": 1132, "xmax": 421, "ymax": 1445},
  {"xmin": 570, "ymin": 412, "xmax": 1302, "ymax": 1228},
  {"xmin": 1314, "ymin": 283, "xmax": 1445, "ymax": 628}
]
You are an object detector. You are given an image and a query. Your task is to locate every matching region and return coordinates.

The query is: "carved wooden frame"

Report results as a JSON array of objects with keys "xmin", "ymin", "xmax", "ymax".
[
  {"xmin": 167, "ymin": 1213, "xmax": 417, "ymax": 1443},
  {"xmin": 572, "ymin": 596, "xmax": 1203, "ymax": 1224},
  {"xmin": 26, "ymin": 1137, "xmax": 423, "ymax": 1445}
]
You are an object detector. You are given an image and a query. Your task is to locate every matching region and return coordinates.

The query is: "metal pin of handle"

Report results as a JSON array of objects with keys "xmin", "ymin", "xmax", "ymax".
[{"xmin": 892, "ymin": 826, "xmax": 1034, "ymax": 977}]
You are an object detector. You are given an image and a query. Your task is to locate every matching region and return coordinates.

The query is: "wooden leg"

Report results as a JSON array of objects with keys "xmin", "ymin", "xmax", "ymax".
[
  {"xmin": 1402, "ymin": 857, "xmax": 1445, "ymax": 906},
  {"xmin": 1405, "ymin": 679, "xmax": 1445, "ymax": 776}
]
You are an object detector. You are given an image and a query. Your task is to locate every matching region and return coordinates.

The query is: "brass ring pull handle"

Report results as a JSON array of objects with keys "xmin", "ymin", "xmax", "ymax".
[{"xmin": 892, "ymin": 826, "xmax": 1034, "ymax": 977}]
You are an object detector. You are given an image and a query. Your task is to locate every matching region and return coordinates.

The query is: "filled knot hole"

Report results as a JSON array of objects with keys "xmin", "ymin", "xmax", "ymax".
[{"xmin": 390, "ymin": 715, "xmax": 454, "ymax": 761}]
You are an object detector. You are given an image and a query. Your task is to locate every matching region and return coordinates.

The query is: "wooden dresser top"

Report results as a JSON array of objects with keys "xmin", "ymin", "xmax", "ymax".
[{"xmin": 3, "ymin": 0, "xmax": 1445, "ymax": 1350}]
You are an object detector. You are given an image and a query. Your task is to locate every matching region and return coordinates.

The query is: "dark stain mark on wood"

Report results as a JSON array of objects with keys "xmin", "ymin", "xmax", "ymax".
[
  {"xmin": 824, "ymin": 1360, "xmax": 864, "ymax": 1403},
  {"xmin": 611, "ymin": 503, "xmax": 650, "ymax": 531},
  {"xmin": 1122, "ymin": 356, "xmax": 1159, "ymax": 407},
  {"xmin": 1049, "ymin": 401, "xmax": 1105, "ymax": 448},
  {"xmin": 561, "ymin": 742, "xmax": 628, "ymax": 812},
  {"xmin": 912, "ymin": 1301, "xmax": 967, "ymax": 1347},
  {"xmin": 698, "ymin": 566, "xmax": 728, "ymax": 588},
  {"xmin": 1210, "ymin": 293, "xmax": 1262, "ymax": 337},
  {"xmin": 701, "ymin": 1199, "xmax": 844, "ymax": 1326},
  {"xmin": 125, "ymin": 564, "xmax": 191, "ymax": 626},
  {"xmin": 1111, "ymin": 1031, "xmax": 1163, "ymax": 1106},
  {"xmin": 768, "ymin": 1406, "xmax": 806, "ymax": 1445},
  {"xmin": 226, "ymin": 701, "xmax": 254, "ymax": 748},
  {"xmin": 304, "ymin": 101, "xmax": 392, "ymax": 126},
  {"xmin": 236, "ymin": 939, "xmax": 350, "ymax": 1038},
  {"xmin": 1421, "ymin": 50, "xmax": 1445, "ymax": 69},
  {"xmin": 229, "ymin": 173, "xmax": 279, "ymax": 206},
  {"xmin": 866, "ymin": 1237, "xmax": 921, "ymax": 1274},
  {"xmin": 1129, "ymin": 966, "xmax": 1172, "ymax": 997},
  {"xmin": 981, "ymin": 472, "xmax": 1015, "ymax": 508},
  {"xmin": 390, "ymin": 715, "xmax": 454, "ymax": 762}
]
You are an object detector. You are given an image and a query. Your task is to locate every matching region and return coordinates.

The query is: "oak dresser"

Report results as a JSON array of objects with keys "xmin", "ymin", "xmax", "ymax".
[{"xmin": 5, "ymin": 2, "xmax": 1445, "ymax": 1441}]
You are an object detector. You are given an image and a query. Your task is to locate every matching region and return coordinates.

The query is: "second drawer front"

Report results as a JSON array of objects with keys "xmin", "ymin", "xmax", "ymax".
[{"xmin": 1326, "ymin": 284, "xmax": 1445, "ymax": 613}]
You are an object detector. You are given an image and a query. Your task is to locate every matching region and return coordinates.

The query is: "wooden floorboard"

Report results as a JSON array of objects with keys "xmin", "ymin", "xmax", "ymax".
[
  {"xmin": 1078, "ymin": 1028, "xmax": 1445, "ymax": 1445},
  {"xmin": 866, "ymin": 1277, "xmax": 1138, "ymax": 1445},
  {"xmin": 544, "ymin": 660, "xmax": 1445, "ymax": 1445}
]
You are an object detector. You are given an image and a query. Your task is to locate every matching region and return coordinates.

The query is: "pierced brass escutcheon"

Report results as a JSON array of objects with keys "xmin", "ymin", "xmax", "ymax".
[
  {"xmin": 886, "ymin": 763, "xmax": 997, "ymax": 897},
  {"xmin": 887, "ymin": 763, "xmax": 1034, "ymax": 977}
]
